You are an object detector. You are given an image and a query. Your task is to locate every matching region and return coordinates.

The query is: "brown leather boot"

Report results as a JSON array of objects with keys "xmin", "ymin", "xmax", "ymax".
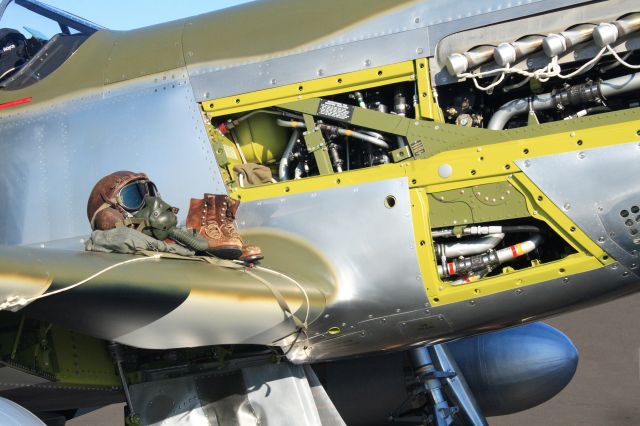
[
  {"xmin": 186, "ymin": 195, "xmax": 242, "ymax": 259},
  {"xmin": 240, "ymin": 244, "xmax": 264, "ymax": 263},
  {"xmin": 226, "ymin": 197, "xmax": 264, "ymax": 263},
  {"xmin": 186, "ymin": 198, "xmax": 205, "ymax": 230}
]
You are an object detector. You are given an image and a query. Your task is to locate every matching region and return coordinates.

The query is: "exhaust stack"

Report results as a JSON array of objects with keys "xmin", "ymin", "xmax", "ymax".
[
  {"xmin": 494, "ymin": 35, "xmax": 545, "ymax": 66},
  {"xmin": 543, "ymin": 24, "xmax": 596, "ymax": 57},
  {"xmin": 594, "ymin": 12, "xmax": 640, "ymax": 47},
  {"xmin": 446, "ymin": 45, "xmax": 495, "ymax": 75}
]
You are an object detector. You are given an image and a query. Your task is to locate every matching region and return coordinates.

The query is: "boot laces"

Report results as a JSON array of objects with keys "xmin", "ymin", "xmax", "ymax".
[
  {"xmin": 224, "ymin": 222, "xmax": 241, "ymax": 239},
  {"xmin": 205, "ymin": 223, "xmax": 223, "ymax": 240}
]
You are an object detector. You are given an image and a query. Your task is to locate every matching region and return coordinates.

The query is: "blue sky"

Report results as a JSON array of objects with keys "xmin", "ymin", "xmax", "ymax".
[{"xmin": 2, "ymin": 0, "xmax": 255, "ymax": 32}]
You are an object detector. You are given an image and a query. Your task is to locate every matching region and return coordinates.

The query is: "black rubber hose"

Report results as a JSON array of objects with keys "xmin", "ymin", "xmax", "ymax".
[
  {"xmin": 500, "ymin": 225, "xmax": 541, "ymax": 233},
  {"xmin": 585, "ymin": 106, "xmax": 611, "ymax": 114},
  {"xmin": 168, "ymin": 227, "xmax": 209, "ymax": 252}
]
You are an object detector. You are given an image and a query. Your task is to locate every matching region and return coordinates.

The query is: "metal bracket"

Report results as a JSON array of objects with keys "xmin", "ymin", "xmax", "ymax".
[{"xmin": 302, "ymin": 114, "xmax": 333, "ymax": 174}]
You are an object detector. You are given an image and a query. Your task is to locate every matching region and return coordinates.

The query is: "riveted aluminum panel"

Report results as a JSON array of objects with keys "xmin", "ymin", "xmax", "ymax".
[
  {"xmin": 0, "ymin": 71, "xmax": 225, "ymax": 245},
  {"xmin": 432, "ymin": 262, "xmax": 638, "ymax": 337},
  {"xmin": 236, "ymin": 178, "xmax": 431, "ymax": 360},
  {"xmin": 186, "ymin": 0, "xmax": 592, "ymax": 101},
  {"xmin": 516, "ymin": 142, "xmax": 640, "ymax": 275}
]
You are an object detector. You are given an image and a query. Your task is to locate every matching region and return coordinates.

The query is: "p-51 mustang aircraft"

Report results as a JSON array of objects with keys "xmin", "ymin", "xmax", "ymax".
[{"xmin": 0, "ymin": 0, "xmax": 639, "ymax": 424}]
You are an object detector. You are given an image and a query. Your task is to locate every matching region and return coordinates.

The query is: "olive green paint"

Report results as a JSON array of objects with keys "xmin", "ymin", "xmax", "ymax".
[
  {"xmin": 391, "ymin": 145, "xmax": 413, "ymax": 163},
  {"xmin": 428, "ymin": 181, "xmax": 530, "ymax": 228},
  {"xmin": 0, "ymin": 0, "xmax": 416, "ymax": 107},
  {"xmin": 302, "ymin": 114, "xmax": 334, "ymax": 175},
  {"xmin": 280, "ymin": 98, "xmax": 640, "ymax": 160}
]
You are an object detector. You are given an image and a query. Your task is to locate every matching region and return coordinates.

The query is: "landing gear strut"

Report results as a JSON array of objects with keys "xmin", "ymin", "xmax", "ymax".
[{"xmin": 391, "ymin": 344, "xmax": 488, "ymax": 425}]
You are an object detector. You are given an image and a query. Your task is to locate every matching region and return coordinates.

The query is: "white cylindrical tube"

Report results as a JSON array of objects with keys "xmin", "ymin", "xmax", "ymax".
[
  {"xmin": 439, "ymin": 234, "xmax": 505, "ymax": 258},
  {"xmin": 593, "ymin": 23, "xmax": 619, "ymax": 47}
]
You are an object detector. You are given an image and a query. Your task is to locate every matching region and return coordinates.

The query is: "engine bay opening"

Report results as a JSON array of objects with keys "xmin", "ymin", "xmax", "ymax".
[
  {"xmin": 431, "ymin": 219, "xmax": 576, "ymax": 286},
  {"xmin": 206, "ymin": 79, "xmax": 422, "ymax": 189}
]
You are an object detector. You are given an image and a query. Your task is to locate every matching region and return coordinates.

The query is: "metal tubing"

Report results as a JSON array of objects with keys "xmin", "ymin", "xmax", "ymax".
[
  {"xmin": 409, "ymin": 346, "xmax": 454, "ymax": 426},
  {"xmin": 109, "ymin": 343, "xmax": 136, "ymax": 416},
  {"xmin": 488, "ymin": 72, "xmax": 640, "ymax": 129},
  {"xmin": 495, "ymin": 233, "xmax": 543, "ymax": 263},
  {"xmin": 437, "ymin": 234, "xmax": 543, "ymax": 277},
  {"xmin": 437, "ymin": 234, "xmax": 504, "ymax": 258},
  {"xmin": 615, "ymin": 12, "xmax": 640, "ymax": 38},
  {"xmin": 432, "ymin": 225, "xmax": 540, "ymax": 237},
  {"xmin": 543, "ymin": 24, "xmax": 596, "ymax": 57},
  {"xmin": 494, "ymin": 35, "xmax": 544, "ymax": 67},
  {"xmin": 335, "ymin": 128, "xmax": 389, "ymax": 149},
  {"xmin": 278, "ymin": 129, "xmax": 300, "ymax": 181},
  {"xmin": 276, "ymin": 118, "xmax": 306, "ymax": 128},
  {"xmin": 229, "ymin": 129, "xmax": 248, "ymax": 164},
  {"xmin": 276, "ymin": 119, "xmax": 390, "ymax": 149},
  {"xmin": 599, "ymin": 72, "xmax": 640, "ymax": 97}
]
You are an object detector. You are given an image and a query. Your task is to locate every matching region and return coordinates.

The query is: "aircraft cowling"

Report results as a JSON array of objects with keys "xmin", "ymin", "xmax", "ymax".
[
  {"xmin": 314, "ymin": 322, "xmax": 578, "ymax": 425},
  {"xmin": 447, "ymin": 322, "xmax": 579, "ymax": 417}
]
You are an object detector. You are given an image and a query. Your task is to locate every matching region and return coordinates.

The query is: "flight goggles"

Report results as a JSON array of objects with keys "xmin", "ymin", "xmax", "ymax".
[{"xmin": 117, "ymin": 180, "xmax": 158, "ymax": 211}]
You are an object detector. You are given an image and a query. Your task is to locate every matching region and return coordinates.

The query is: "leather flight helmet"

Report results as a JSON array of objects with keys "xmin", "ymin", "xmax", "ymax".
[{"xmin": 87, "ymin": 171, "xmax": 157, "ymax": 230}]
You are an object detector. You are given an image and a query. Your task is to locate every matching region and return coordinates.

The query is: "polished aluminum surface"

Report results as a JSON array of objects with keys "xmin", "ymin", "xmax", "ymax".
[
  {"xmin": 0, "ymin": 71, "xmax": 225, "ymax": 246},
  {"xmin": 516, "ymin": 142, "xmax": 640, "ymax": 275},
  {"xmin": 434, "ymin": 262, "xmax": 638, "ymax": 338},
  {"xmin": 237, "ymin": 178, "xmax": 430, "ymax": 361},
  {"xmin": 187, "ymin": 0, "xmax": 589, "ymax": 101},
  {"xmin": 298, "ymin": 256, "xmax": 637, "ymax": 361}
]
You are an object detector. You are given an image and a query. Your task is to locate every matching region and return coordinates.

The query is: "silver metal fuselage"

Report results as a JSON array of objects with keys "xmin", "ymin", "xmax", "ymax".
[{"xmin": 0, "ymin": 0, "xmax": 638, "ymax": 363}]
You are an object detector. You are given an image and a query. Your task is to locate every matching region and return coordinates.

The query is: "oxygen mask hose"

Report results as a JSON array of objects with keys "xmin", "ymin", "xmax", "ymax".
[{"xmin": 134, "ymin": 196, "xmax": 209, "ymax": 252}]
